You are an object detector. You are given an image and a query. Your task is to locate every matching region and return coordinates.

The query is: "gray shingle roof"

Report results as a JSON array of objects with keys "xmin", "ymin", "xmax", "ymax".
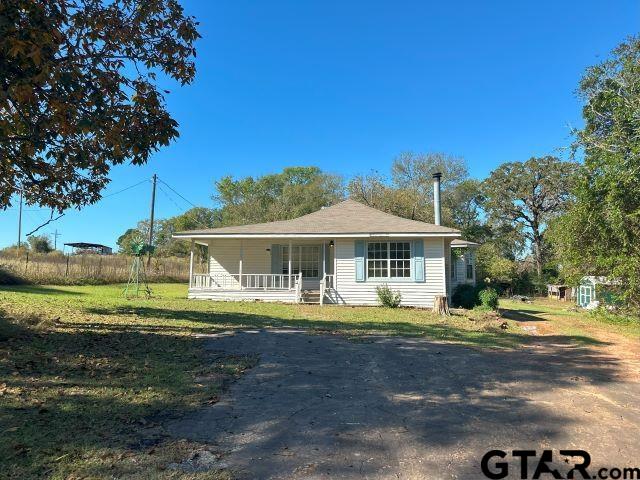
[{"xmin": 174, "ymin": 199, "xmax": 461, "ymax": 238}]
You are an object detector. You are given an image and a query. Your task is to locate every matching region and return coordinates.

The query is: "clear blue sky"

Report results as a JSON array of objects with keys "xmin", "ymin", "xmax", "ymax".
[{"xmin": 1, "ymin": 0, "xmax": 638, "ymax": 250}]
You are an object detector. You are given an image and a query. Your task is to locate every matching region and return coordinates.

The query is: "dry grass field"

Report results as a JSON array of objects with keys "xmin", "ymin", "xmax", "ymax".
[{"xmin": 0, "ymin": 252, "xmax": 190, "ymax": 285}]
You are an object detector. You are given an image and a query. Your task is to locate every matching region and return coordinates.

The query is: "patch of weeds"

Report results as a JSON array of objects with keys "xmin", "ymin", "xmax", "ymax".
[{"xmin": 212, "ymin": 354, "xmax": 258, "ymax": 377}]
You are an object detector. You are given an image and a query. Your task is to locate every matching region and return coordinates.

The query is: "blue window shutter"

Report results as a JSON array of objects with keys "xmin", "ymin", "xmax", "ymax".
[
  {"xmin": 412, "ymin": 240, "xmax": 425, "ymax": 282},
  {"xmin": 271, "ymin": 244, "xmax": 281, "ymax": 274},
  {"xmin": 354, "ymin": 240, "xmax": 365, "ymax": 282},
  {"xmin": 324, "ymin": 243, "xmax": 332, "ymax": 274}
]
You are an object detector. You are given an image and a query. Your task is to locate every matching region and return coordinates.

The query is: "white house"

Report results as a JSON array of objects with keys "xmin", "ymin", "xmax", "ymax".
[{"xmin": 174, "ymin": 174, "xmax": 477, "ymax": 307}]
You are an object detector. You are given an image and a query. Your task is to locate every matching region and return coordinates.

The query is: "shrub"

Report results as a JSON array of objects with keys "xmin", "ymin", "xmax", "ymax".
[
  {"xmin": 451, "ymin": 284, "xmax": 479, "ymax": 309},
  {"xmin": 479, "ymin": 287, "xmax": 499, "ymax": 310},
  {"xmin": 376, "ymin": 284, "xmax": 402, "ymax": 308}
]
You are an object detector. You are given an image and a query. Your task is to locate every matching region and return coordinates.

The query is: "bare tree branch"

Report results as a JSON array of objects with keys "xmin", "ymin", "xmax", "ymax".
[{"xmin": 26, "ymin": 211, "xmax": 65, "ymax": 237}]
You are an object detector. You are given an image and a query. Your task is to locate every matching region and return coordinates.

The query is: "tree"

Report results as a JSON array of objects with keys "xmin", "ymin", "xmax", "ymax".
[
  {"xmin": 117, "ymin": 207, "xmax": 219, "ymax": 256},
  {"xmin": 390, "ymin": 151, "xmax": 468, "ymax": 222},
  {"xmin": 116, "ymin": 228, "xmax": 144, "ymax": 255},
  {"xmin": 156, "ymin": 207, "xmax": 219, "ymax": 256},
  {"xmin": 214, "ymin": 167, "xmax": 344, "ymax": 225},
  {"xmin": 27, "ymin": 235, "xmax": 53, "ymax": 253},
  {"xmin": 550, "ymin": 37, "xmax": 640, "ymax": 305},
  {"xmin": 348, "ymin": 151, "xmax": 471, "ymax": 225},
  {"xmin": 0, "ymin": 0, "xmax": 200, "ymax": 211},
  {"xmin": 475, "ymin": 243, "xmax": 518, "ymax": 286},
  {"xmin": 445, "ymin": 179, "xmax": 490, "ymax": 242},
  {"xmin": 482, "ymin": 156, "xmax": 576, "ymax": 276}
]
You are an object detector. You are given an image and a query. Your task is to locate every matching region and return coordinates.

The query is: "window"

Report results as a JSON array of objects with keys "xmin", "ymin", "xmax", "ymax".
[
  {"xmin": 281, "ymin": 245, "xmax": 321, "ymax": 278},
  {"xmin": 451, "ymin": 251, "xmax": 457, "ymax": 279},
  {"xmin": 300, "ymin": 245, "xmax": 320, "ymax": 278},
  {"xmin": 465, "ymin": 254, "xmax": 474, "ymax": 280},
  {"xmin": 367, "ymin": 242, "xmax": 388, "ymax": 278},
  {"xmin": 367, "ymin": 242, "xmax": 411, "ymax": 279}
]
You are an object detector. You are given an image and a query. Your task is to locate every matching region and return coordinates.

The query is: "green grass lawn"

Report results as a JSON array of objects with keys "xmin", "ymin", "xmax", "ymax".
[
  {"xmin": 1, "ymin": 283, "xmax": 631, "ymax": 479},
  {"xmin": 0, "ymin": 283, "xmax": 528, "ymax": 346}
]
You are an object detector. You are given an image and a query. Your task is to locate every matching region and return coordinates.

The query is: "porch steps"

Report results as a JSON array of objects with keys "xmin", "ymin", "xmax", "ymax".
[{"xmin": 300, "ymin": 289, "xmax": 321, "ymax": 304}]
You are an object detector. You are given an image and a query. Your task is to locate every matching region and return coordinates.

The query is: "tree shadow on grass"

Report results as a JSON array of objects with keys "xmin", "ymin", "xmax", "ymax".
[
  {"xmin": 84, "ymin": 305, "xmax": 607, "ymax": 349},
  {"xmin": 0, "ymin": 285, "xmax": 86, "ymax": 296},
  {"xmin": 0, "ymin": 311, "xmax": 222, "ymax": 478},
  {"xmin": 500, "ymin": 308, "xmax": 548, "ymax": 322}
]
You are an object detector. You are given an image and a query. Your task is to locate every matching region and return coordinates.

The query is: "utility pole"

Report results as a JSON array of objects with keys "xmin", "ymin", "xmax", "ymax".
[
  {"xmin": 51, "ymin": 229, "xmax": 62, "ymax": 250},
  {"xmin": 147, "ymin": 174, "xmax": 157, "ymax": 266},
  {"xmin": 17, "ymin": 190, "xmax": 23, "ymax": 253}
]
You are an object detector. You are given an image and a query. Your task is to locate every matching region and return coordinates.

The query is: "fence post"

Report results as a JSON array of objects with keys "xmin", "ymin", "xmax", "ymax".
[
  {"xmin": 24, "ymin": 251, "xmax": 29, "ymax": 274},
  {"xmin": 65, "ymin": 254, "xmax": 70, "ymax": 276}
]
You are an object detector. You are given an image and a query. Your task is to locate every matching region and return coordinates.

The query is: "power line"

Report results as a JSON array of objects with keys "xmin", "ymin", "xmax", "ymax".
[
  {"xmin": 157, "ymin": 184, "xmax": 185, "ymax": 211},
  {"xmin": 156, "ymin": 182, "xmax": 216, "ymax": 231},
  {"xmin": 102, "ymin": 179, "xmax": 150, "ymax": 199},
  {"xmin": 158, "ymin": 178, "xmax": 197, "ymax": 208}
]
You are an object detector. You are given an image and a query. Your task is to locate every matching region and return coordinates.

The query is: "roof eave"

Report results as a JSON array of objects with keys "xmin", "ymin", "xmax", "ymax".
[{"xmin": 173, "ymin": 232, "xmax": 461, "ymax": 239}]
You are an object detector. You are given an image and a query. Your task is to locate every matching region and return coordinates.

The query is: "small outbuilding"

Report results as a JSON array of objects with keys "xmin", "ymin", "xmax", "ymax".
[
  {"xmin": 577, "ymin": 276, "xmax": 619, "ymax": 309},
  {"xmin": 64, "ymin": 242, "xmax": 113, "ymax": 255},
  {"xmin": 547, "ymin": 284, "xmax": 575, "ymax": 302}
]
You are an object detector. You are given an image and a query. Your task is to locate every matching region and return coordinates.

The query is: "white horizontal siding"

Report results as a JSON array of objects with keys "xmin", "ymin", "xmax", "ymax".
[
  {"xmin": 188, "ymin": 289, "xmax": 297, "ymax": 302},
  {"xmin": 332, "ymin": 238, "xmax": 446, "ymax": 308},
  {"xmin": 208, "ymin": 238, "xmax": 272, "ymax": 277}
]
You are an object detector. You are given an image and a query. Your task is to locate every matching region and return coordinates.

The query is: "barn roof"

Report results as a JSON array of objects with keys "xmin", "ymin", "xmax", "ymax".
[{"xmin": 64, "ymin": 242, "xmax": 111, "ymax": 249}]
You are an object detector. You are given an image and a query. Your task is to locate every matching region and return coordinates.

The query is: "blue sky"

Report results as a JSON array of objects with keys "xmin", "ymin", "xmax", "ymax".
[{"xmin": 1, "ymin": 0, "xmax": 638, "ymax": 250}]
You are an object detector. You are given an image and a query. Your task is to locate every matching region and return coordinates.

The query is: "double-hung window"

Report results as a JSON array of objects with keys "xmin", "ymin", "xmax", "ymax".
[
  {"xmin": 367, "ymin": 241, "xmax": 411, "ymax": 279},
  {"xmin": 281, "ymin": 245, "xmax": 321, "ymax": 278},
  {"xmin": 465, "ymin": 253, "xmax": 474, "ymax": 280}
]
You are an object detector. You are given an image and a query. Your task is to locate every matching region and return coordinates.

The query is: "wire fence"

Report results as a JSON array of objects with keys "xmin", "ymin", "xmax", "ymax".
[{"xmin": 0, "ymin": 251, "xmax": 190, "ymax": 285}]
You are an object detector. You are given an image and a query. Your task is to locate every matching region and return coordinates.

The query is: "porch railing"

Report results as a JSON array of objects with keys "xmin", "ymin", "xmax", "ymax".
[
  {"xmin": 295, "ymin": 272, "xmax": 302, "ymax": 303},
  {"xmin": 191, "ymin": 273, "xmax": 301, "ymax": 291},
  {"xmin": 319, "ymin": 274, "xmax": 334, "ymax": 306}
]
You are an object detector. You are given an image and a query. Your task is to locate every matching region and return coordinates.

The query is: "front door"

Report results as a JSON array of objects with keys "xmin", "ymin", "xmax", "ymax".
[{"xmin": 579, "ymin": 285, "xmax": 592, "ymax": 307}]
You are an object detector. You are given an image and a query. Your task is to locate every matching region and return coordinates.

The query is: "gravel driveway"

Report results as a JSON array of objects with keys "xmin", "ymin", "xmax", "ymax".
[{"xmin": 168, "ymin": 329, "xmax": 640, "ymax": 479}]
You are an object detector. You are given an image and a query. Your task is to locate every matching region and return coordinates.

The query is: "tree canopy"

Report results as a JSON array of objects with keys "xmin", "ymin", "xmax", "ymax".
[
  {"xmin": 117, "ymin": 207, "xmax": 219, "ymax": 256},
  {"xmin": 27, "ymin": 235, "xmax": 53, "ymax": 253},
  {"xmin": 348, "ymin": 152, "xmax": 474, "ymax": 226},
  {"xmin": 550, "ymin": 37, "xmax": 640, "ymax": 305},
  {"xmin": 482, "ymin": 156, "xmax": 576, "ymax": 276},
  {"xmin": 214, "ymin": 167, "xmax": 345, "ymax": 225},
  {"xmin": 0, "ymin": 0, "xmax": 200, "ymax": 211}
]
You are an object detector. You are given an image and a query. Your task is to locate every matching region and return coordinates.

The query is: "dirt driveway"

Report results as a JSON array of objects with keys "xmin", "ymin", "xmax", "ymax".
[{"xmin": 168, "ymin": 329, "xmax": 640, "ymax": 479}]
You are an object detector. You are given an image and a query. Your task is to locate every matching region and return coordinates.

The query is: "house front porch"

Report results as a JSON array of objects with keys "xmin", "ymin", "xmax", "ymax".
[{"xmin": 187, "ymin": 238, "xmax": 336, "ymax": 304}]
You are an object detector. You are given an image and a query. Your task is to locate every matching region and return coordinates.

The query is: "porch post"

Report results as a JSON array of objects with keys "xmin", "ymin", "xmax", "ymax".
[
  {"xmin": 288, "ymin": 240, "xmax": 292, "ymax": 290},
  {"xmin": 239, "ymin": 240, "xmax": 243, "ymax": 290},
  {"xmin": 322, "ymin": 242, "xmax": 326, "ymax": 278},
  {"xmin": 188, "ymin": 240, "xmax": 194, "ymax": 289}
]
